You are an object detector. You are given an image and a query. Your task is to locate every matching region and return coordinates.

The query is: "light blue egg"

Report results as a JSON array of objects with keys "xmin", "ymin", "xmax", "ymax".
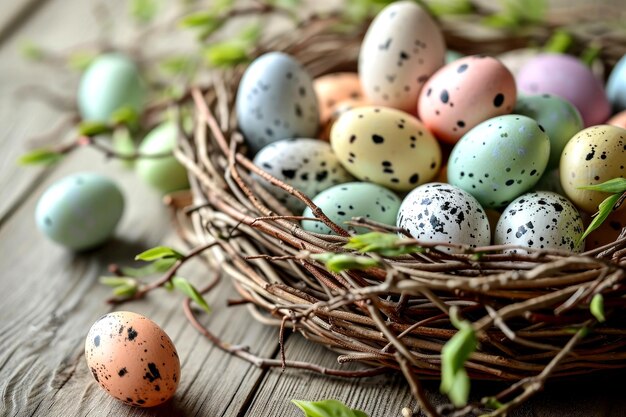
[
  {"xmin": 607, "ymin": 54, "xmax": 626, "ymax": 112},
  {"xmin": 445, "ymin": 50, "xmax": 464, "ymax": 64},
  {"xmin": 236, "ymin": 52, "xmax": 319, "ymax": 153},
  {"xmin": 35, "ymin": 173, "xmax": 124, "ymax": 251},
  {"xmin": 448, "ymin": 115, "xmax": 550, "ymax": 209},
  {"xmin": 78, "ymin": 53, "xmax": 145, "ymax": 122},
  {"xmin": 302, "ymin": 182, "xmax": 401, "ymax": 234},
  {"xmin": 514, "ymin": 94, "xmax": 583, "ymax": 169}
]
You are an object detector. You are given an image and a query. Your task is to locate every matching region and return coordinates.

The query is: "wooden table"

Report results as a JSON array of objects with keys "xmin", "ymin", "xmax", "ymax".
[{"xmin": 1, "ymin": 1, "xmax": 624, "ymax": 416}]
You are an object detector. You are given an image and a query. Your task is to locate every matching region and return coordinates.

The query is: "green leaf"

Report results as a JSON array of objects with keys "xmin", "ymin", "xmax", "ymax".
[
  {"xmin": 20, "ymin": 40, "xmax": 44, "ymax": 60},
  {"xmin": 110, "ymin": 106, "xmax": 139, "ymax": 128},
  {"xmin": 590, "ymin": 293, "xmax": 606, "ymax": 322},
  {"xmin": 447, "ymin": 368, "xmax": 470, "ymax": 408},
  {"xmin": 578, "ymin": 178, "xmax": 626, "ymax": 194},
  {"xmin": 441, "ymin": 308, "xmax": 476, "ymax": 407},
  {"xmin": 580, "ymin": 45, "xmax": 602, "ymax": 67},
  {"xmin": 18, "ymin": 148, "xmax": 63, "ymax": 165},
  {"xmin": 67, "ymin": 51, "xmax": 97, "ymax": 71},
  {"xmin": 578, "ymin": 193, "xmax": 622, "ymax": 243},
  {"xmin": 311, "ymin": 253, "xmax": 380, "ymax": 273},
  {"xmin": 203, "ymin": 41, "xmax": 250, "ymax": 67},
  {"xmin": 344, "ymin": 232, "xmax": 423, "ymax": 256},
  {"xmin": 482, "ymin": 13, "xmax": 519, "ymax": 28},
  {"xmin": 427, "ymin": 0, "xmax": 474, "ymax": 17},
  {"xmin": 130, "ymin": 0, "xmax": 159, "ymax": 24},
  {"xmin": 135, "ymin": 246, "xmax": 184, "ymax": 261},
  {"xmin": 112, "ymin": 128, "xmax": 136, "ymax": 169},
  {"xmin": 172, "ymin": 276, "xmax": 211, "ymax": 313},
  {"xmin": 113, "ymin": 283, "xmax": 138, "ymax": 297},
  {"xmin": 238, "ymin": 23, "xmax": 262, "ymax": 43},
  {"xmin": 78, "ymin": 121, "xmax": 111, "ymax": 137},
  {"xmin": 292, "ymin": 399, "xmax": 369, "ymax": 417},
  {"xmin": 543, "ymin": 30, "xmax": 573, "ymax": 53},
  {"xmin": 100, "ymin": 276, "xmax": 137, "ymax": 287},
  {"xmin": 483, "ymin": 396, "xmax": 504, "ymax": 409},
  {"xmin": 160, "ymin": 55, "xmax": 197, "ymax": 76},
  {"xmin": 120, "ymin": 258, "xmax": 177, "ymax": 278},
  {"xmin": 179, "ymin": 11, "xmax": 220, "ymax": 28}
]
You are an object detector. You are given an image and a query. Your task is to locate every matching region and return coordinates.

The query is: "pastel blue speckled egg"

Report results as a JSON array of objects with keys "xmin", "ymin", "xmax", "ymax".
[
  {"xmin": 35, "ymin": 173, "xmax": 124, "ymax": 251},
  {"xmin": 236, "ymin": 52, "xmax": 319, "ymax": 153},
  {"xmin": 448, "ymin": 114, "xmax": 550, "ymax": 209},
  {"xmin": 78, "ymin": 53, "xmax": 145, "ymax": 122},
  {"xmin": 607, "ymin": 54, "xmax": 626, "ymax": 112},
  {"xmin": 302, "ymin": 182, "xmax": 401, "ymax": 235}
]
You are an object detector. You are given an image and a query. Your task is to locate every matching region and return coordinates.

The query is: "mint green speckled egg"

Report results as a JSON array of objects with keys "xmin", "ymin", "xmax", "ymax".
[
  {"xmin": 78, "ymin": 53, "xmax": 145, "ymax": 122},
  {"xmin": 136, "ymin": 122, "xmax": 189, "ymax": 194},
  {"xmin": 35, "ymin": 173, "xmax": 124, "ymax": 251}
]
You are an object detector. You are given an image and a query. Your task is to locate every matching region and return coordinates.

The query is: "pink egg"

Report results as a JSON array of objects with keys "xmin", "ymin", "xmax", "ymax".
[
  {"xmin": 516, "ymin": 53, "xmax": 611, "ymax": 127},
  {"xmin": 607, "ymin": 110, "xmax": 626, "ymax": 129},
  {"xmin": 417, "ymin": 55, "xmax": 516, "ymax": 144}
]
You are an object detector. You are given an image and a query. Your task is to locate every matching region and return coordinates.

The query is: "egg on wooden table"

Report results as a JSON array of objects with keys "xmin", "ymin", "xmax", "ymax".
[
  {"xmin": 253, "ymin": 138, "xmax": 353, "ymax": 213},
  {"xmin": 418, "ymin": 55, "xmax": 517, "ymax": 144},
  {"xmin": 494, "ymin": 191, "xmax": 585, "ymax": 253},
  {"xmin": 236, "ymin": 52, "xmax": 319, "ymax": 153},
  {"xmin": 136, "ymin": 122, "xmax": 189, "ymax": 194},
  {"xmin": 78, "ymin": 53, "xmax": 145, "ymax": 122},
  {"xmin": 607, "ymin": 54, "xmax": 626, "ymax": 112},
  {"xmin": 85, "ymin": 311, "xmax": 180, "ymax": 407},
  {"xmin": 313, "ymin": 73, "xmax": 364, "ymax": 126},
  {"xmin": 35, "ymin": 173, "xmax": 124, "ymax": 251},
  {"xmin": 359, "ymin": 0, "xmax": 446, "ymax": 113},
  {"xmin": 301, "ymin": 182, "xmax": 401, "ymax": 235}
]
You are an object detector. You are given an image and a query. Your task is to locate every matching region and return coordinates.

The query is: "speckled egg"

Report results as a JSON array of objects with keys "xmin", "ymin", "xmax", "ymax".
[
  {"xmin": 608, "ymin": 110, "xmax": 626, "ymax": 129},
  {"xmin": 397, "ymin": 183, "xmax": 491, "ymax": 253},
  {"xmin": 448, "ymin": 115, "xmax": 550, "ymax": 209},
  {"xmin": 560, "ymin": 125, "xmax": 626, "ymax": 213},
  {"xmin": 253, "ymin": 138, "xmax": 354, "ymax": 212},
  {"xmin": 78, "ymin": 53, "xmax": 145, "ymax": 122},
  {"xmin": 35, "ymin": 173, "xmax": 124, "ymax": 251},
  {"xmin": 516, "ymin": 53, "xmax": 611, "ymax": 126},
  {"xmin": 359, "ymin": 1, "xmax": 445, "ymax": 113},
  {"xmin": 136, "ymin": 122, "xmax": 189, "ymax": 194},
  {"xmin": 607, "ymin": 54, "xmax": 626, "ymax": 112},
  {"xmin": 314, "ymin": 73, "xmax": 364, "ymax": 126},
  {"xmin": 330, "ymin": 106, "xmax": 441, "ymax": 191},
  {"xmin": 445, "ymin": 50, "xmax": 464, "ymax": 64},
  {"xmin": 236, "ymin": 52, "xmax": 319, "ymax": 153},
  {"xmin": 418, "ymin": 55, "xmax": 516, "ymax": 144},
  {"xmin": 514, "ymin": 94, "xmax": 584, "ymax": 169},
  {"xmin": 301, "ymin": 182, "xmax": 401, "ymax": 234},
  {"xmin": 584, "ymin": 208, "xmax": 626, "ymax": 250},
  {"xmin": 85, "ymin": 311, "xmax": 180, "ymax": 407},
  {"xmin": 495, "ymin": 192, "xmax": 585, "ymax": 253}
]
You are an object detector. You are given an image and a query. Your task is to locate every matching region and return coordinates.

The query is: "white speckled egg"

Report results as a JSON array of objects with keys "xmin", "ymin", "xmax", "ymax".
[
  {"xmin": 302, "ymin": 182, "xmax": 401, "ymax": 235},
  {"xmin": 359, "ymin": 1, "xmax": 445, "ymax": 112},
  {"xmin": 236, "ymin": 52, "xmax": 319, "ymax": 153},
  {"xmin": 495, "ymin": 191, "xmax": 585, "ymax": 253},
  {"xmin": 85, "ymin": 311, "xmax": 180, "ymax": 407},
  {"xmin": 607, "ymin": 54, "xmax": 626, "ymax": 112},
  {"xmin": 78, "ymin": 53, "xmax": 145, "ymax": 122},
  {"xmin": 253, "ymin": 138, "xmax": 354, "ymax": 213},
  {"xmin": 397, "ymin": 183, "xmax": 490, "ymax": 253},
  {"xmin": 448, "ymin": 115, "xmax": 550, "ymax": 209},
  {"xmin": 559, "ymin": 125, "xmax": 626, "ymax": 213},
  {"xmin": 514, "ymin": 94, "xmax": 583, "ymax": 169},
  {"xmin": 35, "ymin": 173, "xmax": 124, "ymax": 251},
  {"xmin": 330, "ymin": 106, "xmax": 441, "ymax": 192}
]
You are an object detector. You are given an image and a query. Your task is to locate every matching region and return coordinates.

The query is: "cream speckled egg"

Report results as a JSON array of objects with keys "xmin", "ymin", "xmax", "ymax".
[
  {"xmin": 418, "ymin": 55, "xmax": 516, "ymax": 144},
  {"xmin": 330, "ymin": 106, "xmax": 441, "ymax": 191},
  {"xmin": 314, "ymin": 73, "xmax": 364, "ymax": 126},
  {"xmin": 85, "ymin": 311, "xmax": 180, "ymax": 407},
  {"xmin": 359, "ymin": 1, "xmax": 445, "ymax": 112},
  {"xmin": 560, "ymin": 125, "xmax": 626, "ymax": 213}
]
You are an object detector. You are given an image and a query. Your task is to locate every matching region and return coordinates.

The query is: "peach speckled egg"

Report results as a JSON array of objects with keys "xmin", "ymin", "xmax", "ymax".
[
  {"xmin": 584, "ymin": 208, "xmax": 626, "ymax": 251},
  {"xmin": 314, "ymin": 73, "xmax": 364, "ymax": 126},
  {"xmin": 85, "ymin": 311, "xmax": 180, "ymax": 407},
  {"xmin": 608, "ymin": 110, "xmax": 626, "ymax": 129},
  {"xmin": 417, "ymin": 55, "xmax": 516, "ymax": 144}
]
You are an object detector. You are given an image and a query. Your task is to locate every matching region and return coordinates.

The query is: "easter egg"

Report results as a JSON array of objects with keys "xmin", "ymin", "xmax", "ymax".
[
  {"xmin": 397, "ymin": 183, "xmax": 491, "ymax": 253},
  {"xmin": 302, "ymin": 182, "xmax": 401, "ymax": 234},
  {"xmin": 85, "ymin": 311, "xmax": 180, "ymax": 407},
  {"xmin": 560, "ymin": 125, "xmax": 626, "ymax": 213},
  {"xmin": 445, "ymin": 50, "xmax": 464, "ymax": 63},
  {"xmin": 330, "ymin": 106, "xmax": 441, "ymax": 192},
  {"xmin": 359, "ymin": 1, "xmax": 445, "ymax": 113},
  {"xmin": 608, "ymin": 110, "xmax": 626, "ymax": 129},
  {"xmin": 313, "ymin": 73, "xmax": 364, "ymax": 126},
  {"xmin": 516, "ymin": 53, "xmax": 611, "ymax": 126},
  {"xmin": 584, "ymin": 208, "xmax": 626, "ymax": 251},
  {"xmin": 236, "ymin": 52, "xmax": 319, "ymax": 153},
  {"xmin": 78, "ymin": 53, "xmax": 145, "ymax": 122},
  {"xmin": 448, "ymin": 115, "xmax": 550, "ymax": 209},
  {"xmin": 418, "ymin": 55, "xmax": 516, "ymax": 144},
  {"xmin": 494, "ymin": 191, "xmax": 585, "ymax": 253},
  {"xmin": 35, "ymin": 173, "xmax": 124, "ymax": 251},
  {"xmin": 253, "ymin": 138, "xmax": 353, "ymax": 213},
  {"xmin": 136, "ymin": 122, "xmax": 189, "ymax": 194},
  {"xmin": 607, "ymin": 54, "xmax": 626, "ymax": 112},
  {"xmin": 514, "ymin": 94, "xmax": 584, "ymax": 169}
]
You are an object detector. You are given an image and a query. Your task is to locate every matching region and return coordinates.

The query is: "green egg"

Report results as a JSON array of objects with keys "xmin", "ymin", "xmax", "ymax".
[
  {"xmin": 35, "ymin": 173, "xmax": 124, "ymax": 251},
  {"xmin": 445, "ymin": 50, "xmax": 464, "ymax": 64},
  {"xmin": 136, "ymin": 122, "xmax": 189, "ymax": 194},
  {"xmin": 78, "ymin": 53, "xmax": 145, "ymax": 122}
]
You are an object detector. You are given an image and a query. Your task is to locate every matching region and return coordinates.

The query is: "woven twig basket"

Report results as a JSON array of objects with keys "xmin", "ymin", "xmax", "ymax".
[{"xmin": 170, "ymin": 8, "xmax": 626, "ymax": 416}]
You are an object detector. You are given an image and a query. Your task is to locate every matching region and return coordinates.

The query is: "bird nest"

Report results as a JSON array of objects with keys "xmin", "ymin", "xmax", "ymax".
[{"xmin": 169, "ymin": 12, "xmax": 626, "ymax": 417}]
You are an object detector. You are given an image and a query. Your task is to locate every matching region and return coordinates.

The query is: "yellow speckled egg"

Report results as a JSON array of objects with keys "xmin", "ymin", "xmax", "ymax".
[
  {"xmin": 560, "ymin": 125, "xmax": 626, "ymax": 213},
  {"xmin": 584, "ymin": 208, "xmax": 626, "ymax": 250},
  {"xmin": 608, "ymin": 110, "xmax": 626, "ymax": 129},
  {"xmin": 314, "ymin": 73, "xmax": 364, "ymax": 126},
  {"xmin": 85, "ymin": 311, "xmax": 180, "ymax": 407},
  {"xmin": 330, "ymin": 106, "xmax": 441, "ymax": 192}
]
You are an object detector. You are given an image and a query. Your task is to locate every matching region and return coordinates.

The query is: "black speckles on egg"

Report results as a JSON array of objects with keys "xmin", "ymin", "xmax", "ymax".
[
  {"xmin": 94, "ymin": 335, "xmax": 100, "ymax": 347},
  {"xmin": 493, "ymin": 94, "xmax": 505, "ymax": 107},
  {"xmin": 372, "ymin": 134, "xmax": 385, "ymax": 144},
  {"xmin": 457, "ymin": 64, "xmax": 468, "ymax": 73},
  {"xmin": 127, "ymin": 327, "xmax": 138, "ymax": 341},
  {"xmin": 440, "ymin": 90, "xmax": 449, "ymax": 104}
]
